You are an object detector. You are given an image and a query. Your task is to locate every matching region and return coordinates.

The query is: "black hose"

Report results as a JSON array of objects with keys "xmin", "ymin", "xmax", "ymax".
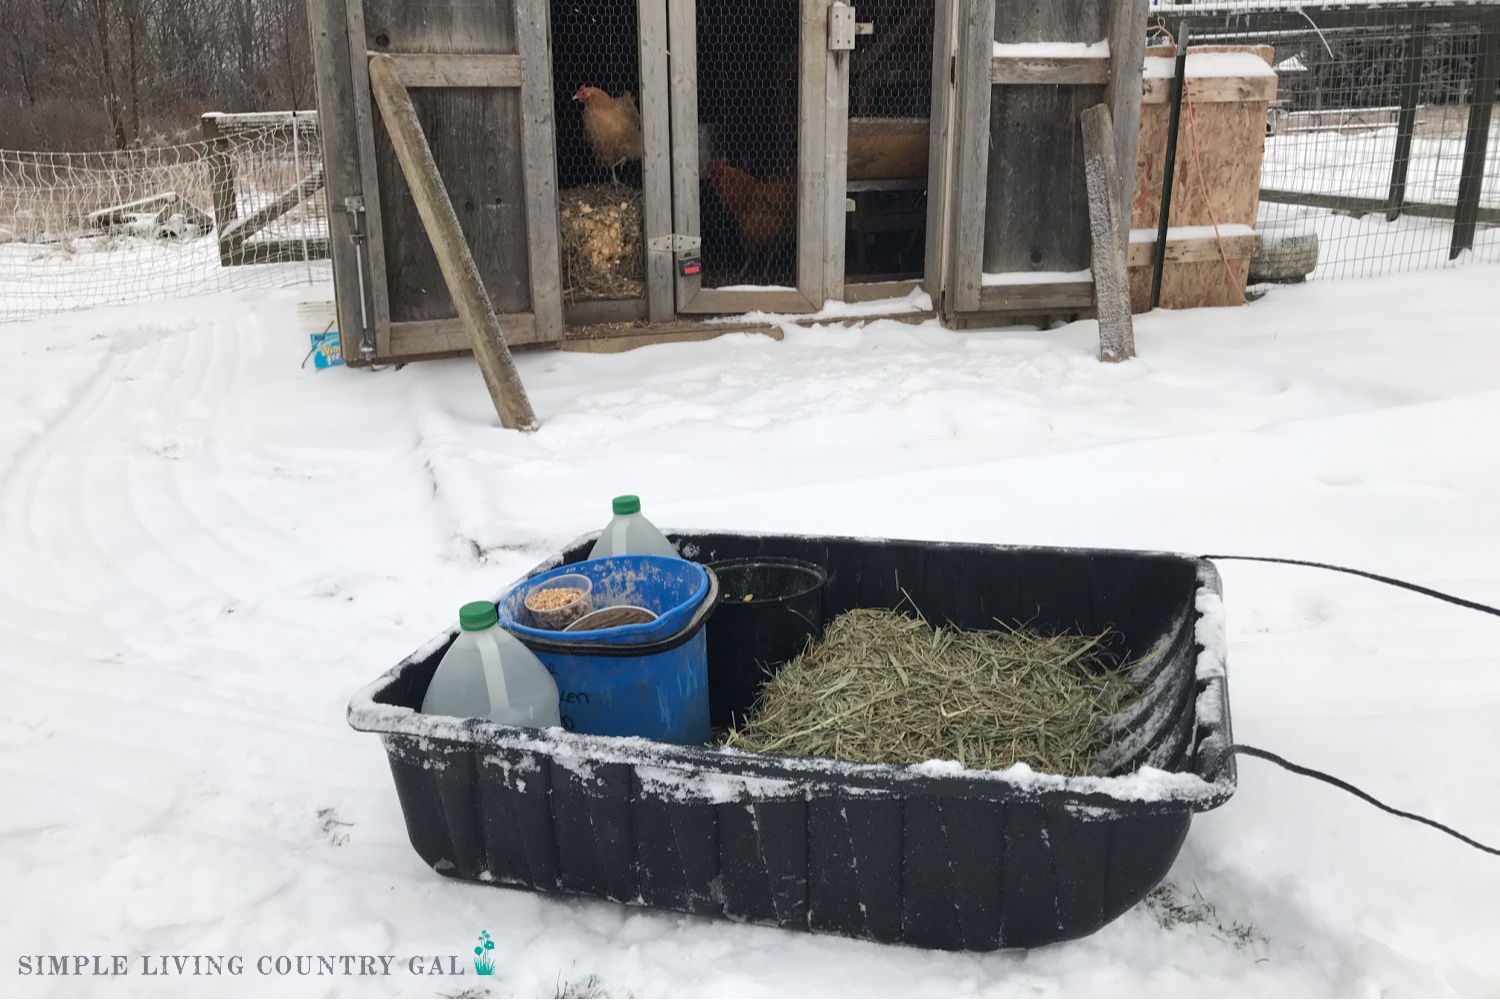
[
  {"xmin": 1230, "ymin": 744, "xmax": 1499, "ymax": 856},
  {"xmin": 1204, "ymin": 554, "xmax": 1500, "ymax": 857},
  {"xmin": 1202, "ymin": 554, "xmax": 1500, "ymax": 620}
]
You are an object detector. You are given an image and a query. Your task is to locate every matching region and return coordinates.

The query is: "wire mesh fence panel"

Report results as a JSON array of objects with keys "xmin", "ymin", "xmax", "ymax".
[
  {"xmin": 845, "ymin": 0, "xmax": 934, "ymax": 284},
  {"xmin": 1156, "ymin": 3, "xmax": 1500, "ymax": 281},
  {"xmin": 697, "ymin": 0, "xmax": 801, "ymax": 289},
  {"xmin": 0, "ymin": 114, "xmax": 328, "ymax": 325},
  {"xmin": 552, "ymin": 0, "xmax": 647, "ymax": 304}
]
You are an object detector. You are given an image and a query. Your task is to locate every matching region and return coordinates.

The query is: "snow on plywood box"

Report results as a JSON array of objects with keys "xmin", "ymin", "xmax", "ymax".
[
  {"xmin": 1131, "ymin": 224, "xmax": 1257, "ymax": 243},
  {"xmin": 1144, "ymin": 52, "xmax": 1277, "ymax": 79}
]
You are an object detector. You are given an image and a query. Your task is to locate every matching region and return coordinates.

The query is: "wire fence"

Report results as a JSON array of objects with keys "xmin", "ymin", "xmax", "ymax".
[
  {"xmin": 0, "ymin": 113, "xmax": 328, "ymax": 324},
  {"xmin": 1153, "ymin": 1, "xmax": 1500, "ymax": 280}
]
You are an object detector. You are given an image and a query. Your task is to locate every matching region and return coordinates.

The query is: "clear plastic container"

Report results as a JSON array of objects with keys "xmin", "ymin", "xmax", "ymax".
[
  {"xmin": 523, "ymin": 573, "xmax": 593, "ymax": 630},
  {"xmin": 588, "ymin": 495, "xmax": 679, "ymax": 559},
  {"xmin": 421, "ymin": 601, "xmax": 562, "ymax": 728}
]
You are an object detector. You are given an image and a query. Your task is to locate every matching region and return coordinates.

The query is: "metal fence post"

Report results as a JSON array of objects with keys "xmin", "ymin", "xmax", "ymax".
[
  {"xmin": 1151, "ymin": 25, "xmax": 1188, "ymax": 310},
  {"xmin": 1451, "ymin": 20, "xmax": 1500, "ymax": 259},
  {"xmin": 1385, "ymin": 21, "xmax": 1427, "ymax": 222}
]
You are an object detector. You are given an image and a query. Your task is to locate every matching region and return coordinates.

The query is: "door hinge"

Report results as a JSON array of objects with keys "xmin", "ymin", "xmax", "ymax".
[
  {"xmin": 647, "ymin": 234, "xmax": 702, "ymax": 254},
  {"xmin": 829, "ymin": 2, "xmax": 857, "ymax": 51}
]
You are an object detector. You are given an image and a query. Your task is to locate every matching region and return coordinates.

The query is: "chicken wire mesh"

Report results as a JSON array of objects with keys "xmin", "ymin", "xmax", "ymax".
[
  {"xmin": 698, "ymin": 0, "xmax": 802, "ymax": 288},
  {"xmin": 845, "ymin": 0, "xmax": 934, "ymax": 283},
  {"xmin": 1153, "ymin": 3, "xmax": 1500, "ymax": 281},
  {"xmin": 552, "ymin": 0, "xmax": 647, "ymax": 304},
  {"xmin": 0, "ymin": 113, "xmax": 328, "ymax": 325}
]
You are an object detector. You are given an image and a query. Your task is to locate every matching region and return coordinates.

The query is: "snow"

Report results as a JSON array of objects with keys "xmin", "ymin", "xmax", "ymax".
[
  {"xmin": 993, "ymin": 40, "xmax": 1109, "ymax": 58},
  {"xmin": 4, "ymin": 260, "xmax": 1500, "ymax": 995},
  {"xmin": 1131, "ymin": 224, "xmax": 1257, "ymax": 243},
  {"xmin": 983, "ymin": 268, "xmax": 1092, "ymax": 286},
  {"xmin": 1144, "ymin": 51, "xmax": 1277, "ymax": 79}
]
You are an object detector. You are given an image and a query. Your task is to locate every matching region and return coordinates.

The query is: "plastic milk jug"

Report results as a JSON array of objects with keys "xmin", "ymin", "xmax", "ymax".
[
  {"xmin": 422, "ymin": 602, "xmax": 562, "ymax": 728},
  {"xmin": 587, "ymin": 495, "xmax": 678, "ymax": 559}
]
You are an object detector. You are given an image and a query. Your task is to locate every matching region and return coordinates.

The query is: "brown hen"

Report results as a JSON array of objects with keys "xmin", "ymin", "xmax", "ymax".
[{"xmin": 573, "ymin": 86, "xmax": 642, "ymax": 185}]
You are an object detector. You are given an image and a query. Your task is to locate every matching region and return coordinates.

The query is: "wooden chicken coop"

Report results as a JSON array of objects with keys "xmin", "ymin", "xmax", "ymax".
[{"xmin": 308, "ymin": 0, "xmax": 1260, "ymax": 366}]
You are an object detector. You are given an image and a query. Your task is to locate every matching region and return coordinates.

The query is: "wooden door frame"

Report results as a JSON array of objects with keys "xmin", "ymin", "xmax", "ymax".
[
  {"xmin": 313, "ymin": 0, "xmax": 564, "ymax": 362},
  {"xmin": 665, "ymin": 0, "xmax": 839, "ymax": 314},
  {"xmin": 929, "ymin": 0, "xmax": 1149, "ymax": 317}
]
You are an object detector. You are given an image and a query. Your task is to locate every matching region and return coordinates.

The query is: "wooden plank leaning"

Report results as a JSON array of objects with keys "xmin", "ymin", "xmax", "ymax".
[
  {"xmin": 1081, "ymin": 104, "xmax": 1135, "ymax": 363},
  {"xmin": 366, "ymin": 53, "xmax": 539, "ymax": 430}
]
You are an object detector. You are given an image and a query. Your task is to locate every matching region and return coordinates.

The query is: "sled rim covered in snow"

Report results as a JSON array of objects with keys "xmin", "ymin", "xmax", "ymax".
[{"xmin": 349, "ymin": 532, "xmax": 1236, "ymax": 951}]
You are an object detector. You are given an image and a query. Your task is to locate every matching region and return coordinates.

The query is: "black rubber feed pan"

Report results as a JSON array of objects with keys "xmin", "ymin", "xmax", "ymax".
[
  {"xmin": 348, "ymin": 533, "xmax": 1237, "ymax": 951},
  {"xmin": 705, "ymin": 557, "xmax": 828, "ymax": 729}
]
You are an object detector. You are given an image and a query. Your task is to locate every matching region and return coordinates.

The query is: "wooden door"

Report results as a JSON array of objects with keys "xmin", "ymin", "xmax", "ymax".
[
  {"xmin": 665, "ymin": 0, "xmax": 842, "ymax": 314},
  {"xmin": 928, "ymin": 0, "xmax": 1148, "ymax": 319},
  {"xmin": 310, "ymin": 0, "xmax": 564, "ymax": 364}
]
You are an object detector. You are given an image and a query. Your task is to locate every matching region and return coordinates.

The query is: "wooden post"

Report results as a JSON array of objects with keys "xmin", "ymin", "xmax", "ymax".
[
  {"xmin": 1385, "ymin": 22, "xmax": 1427, "ymax": 222},
  {"xmin": 366, "ymin": 53, "xmax": 539, "ymax": 431},
  {"xmin": 200, "ymin": 114, "xmax": 238, "ymax": 267},
  {"xmin": 637, "ymin": 0, "xmax": 675, "ymax": 324},
  {"xmin": 1105, "ymin": 0, "xmax": 1150, "ymax": 245},
  {"xmin": 946, "ymin": 0, "xmax": 996, "ymax": 315},
  {"xmin": 1451, "ymin": 22, "xmax": 1500, "ymax": 259},
  {"xmin": 1081, "ymin": 104, "xmax": 1135, "ymax": 363}
]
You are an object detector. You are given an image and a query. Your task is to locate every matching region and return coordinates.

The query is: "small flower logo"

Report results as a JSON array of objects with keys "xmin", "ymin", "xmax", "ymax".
[{"xmin": 473, "ymin": 930, "xmax": 496, "ymax": 975}]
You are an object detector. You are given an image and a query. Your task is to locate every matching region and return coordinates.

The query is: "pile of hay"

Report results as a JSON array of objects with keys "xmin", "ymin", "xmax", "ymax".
[
  {"xmin": 723, "ymin": 609, "xmax": 1140, "ymax": 776},
  {"xmin": 559, "ymin": 184, "xmax": 645, "ymax": 303}
]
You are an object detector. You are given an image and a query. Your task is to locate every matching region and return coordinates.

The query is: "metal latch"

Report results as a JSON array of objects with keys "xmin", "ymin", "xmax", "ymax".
[
  {"xmin": 829, "ymin": 3, "xmax": 857, "ymax": 50},
  {"xmin": 339, "ymin": 195, "xmax": 374, "ymax": 360}
]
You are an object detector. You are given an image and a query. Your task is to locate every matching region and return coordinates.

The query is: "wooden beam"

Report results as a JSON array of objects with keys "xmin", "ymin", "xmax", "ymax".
[
  {"xmin": 978, "ymin": 281, "xmax": 1095, "ymax": 312},
  {"xmin": 388, "ymin": 314, "xmax": 540, "ymax": 357},
  {"xmin": 1142, "ymin": 74, "xmax": 1277, "ymax": 104},
  {"xmin": 923, "ymin": 0, "xmax": 953, "ymax": 305},
  {"xmin": 799, "ymin": 0, "xmax": 831, "ymax": 306},
  {"xmin": 515, "ymin": 0, "xmax": 565, "ymax": 344},
  {"xmin": 221, "ymin": 167, "xmax": 325, "ymax": 246},
  {"xmin": 379, "ymin": 53, "xmax": 525, "ymax": 88},
  {"xmin": 1126, "ymin": 233, "xmax": 1259, "ymax": 267},
  {"xmin": 222, "ymin": 238, "xmax": 331, "ymax": 266},
  {"xmin": 1082, "ymin": 104, "xmax": 1134, "ymax": 362},
  {"xmin": 367, "ymin": 53, "xmax": 539, "ymax": 431},
  {"xmin": 673, "ymin": 287, "xmax": 820, "ymax": 315},
  {"xmin": 344, "ymin": 0, "xmax": 392, "ymax": 360},
  {"xmin": 990, "ymin": 56, "xmax": 1110, "ymax": 85},
  {"xmin": 561, "ymin": 322, "xmax": 783, "ymax": 354},
  {"xmin": 666, "ymin": 0, "xmax": 702, "ymax": 310},
  {"xmin": 637, "ymin": 0, "xmax": 675, "ymax": 324},
  {"xmin": 824, "ymin": 1, "xmax": 852, "ymax": 303},
  {"xmin": 305, "ymin": 0, "xmax": 372, "ymax": 363},
  {"xmin": 1106, "ymin": 0, "xmax": 1150, "ymax": 245},
  {"xmin": 1259, "ymin": 188, "xmax": 1500, "ymax": 225},
  {"xmin": 947, "ymin": 0, "xmax": 995, "ymax": 314}
]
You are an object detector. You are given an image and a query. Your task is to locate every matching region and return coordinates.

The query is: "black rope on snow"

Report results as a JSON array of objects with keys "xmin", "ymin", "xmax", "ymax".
[
  {"xmin": 1201, "ymin": 554, "xmax": 1500, "ymax": 620},
  {"xmin": 1199, "ymin": 554, "xmax": 1500, "ymax": 856},
  {"xmin": 1230, "ymin": 745, "xmax": 1500, "ymax": 857}
]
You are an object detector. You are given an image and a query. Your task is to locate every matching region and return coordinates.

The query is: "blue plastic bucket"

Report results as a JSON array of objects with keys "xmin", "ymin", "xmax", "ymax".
[
  {"xmin": 498, "ymin": 558, "xmax": 718, "ymax": 743},
  {"xmin": 501, "ymin": 556, "xmax": 709, "ymax": 645}
]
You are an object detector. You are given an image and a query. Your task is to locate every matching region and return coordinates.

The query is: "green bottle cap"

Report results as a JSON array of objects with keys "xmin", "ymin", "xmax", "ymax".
[
  {"xmin": 459, "ymin": 601, "xmax": 499, "ymax": 631},
  {"xmin": 612, "ymin": 495, "xmax": 642, "ymax": 515}
]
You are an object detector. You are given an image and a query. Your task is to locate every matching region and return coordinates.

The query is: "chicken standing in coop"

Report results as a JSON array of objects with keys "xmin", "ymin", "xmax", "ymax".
[
  {"xmin": 573, "ymin": 86, "xmax": 643, "ymax": 186},
  {"xmin": 707, "ymin": 158, "xmax": 797, "ymax": 281}
]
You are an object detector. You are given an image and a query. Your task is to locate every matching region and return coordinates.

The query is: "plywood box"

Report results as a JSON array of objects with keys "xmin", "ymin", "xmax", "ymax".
[{"xmin": 1130, "ymin": 44, "xmax": 1276, "ymax": 311}]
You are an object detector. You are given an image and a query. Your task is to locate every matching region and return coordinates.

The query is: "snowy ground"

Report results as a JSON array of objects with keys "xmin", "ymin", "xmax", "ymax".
[{"xmin": 2, "ymin": 266, "xmax": 1499, "ymax": 997}]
